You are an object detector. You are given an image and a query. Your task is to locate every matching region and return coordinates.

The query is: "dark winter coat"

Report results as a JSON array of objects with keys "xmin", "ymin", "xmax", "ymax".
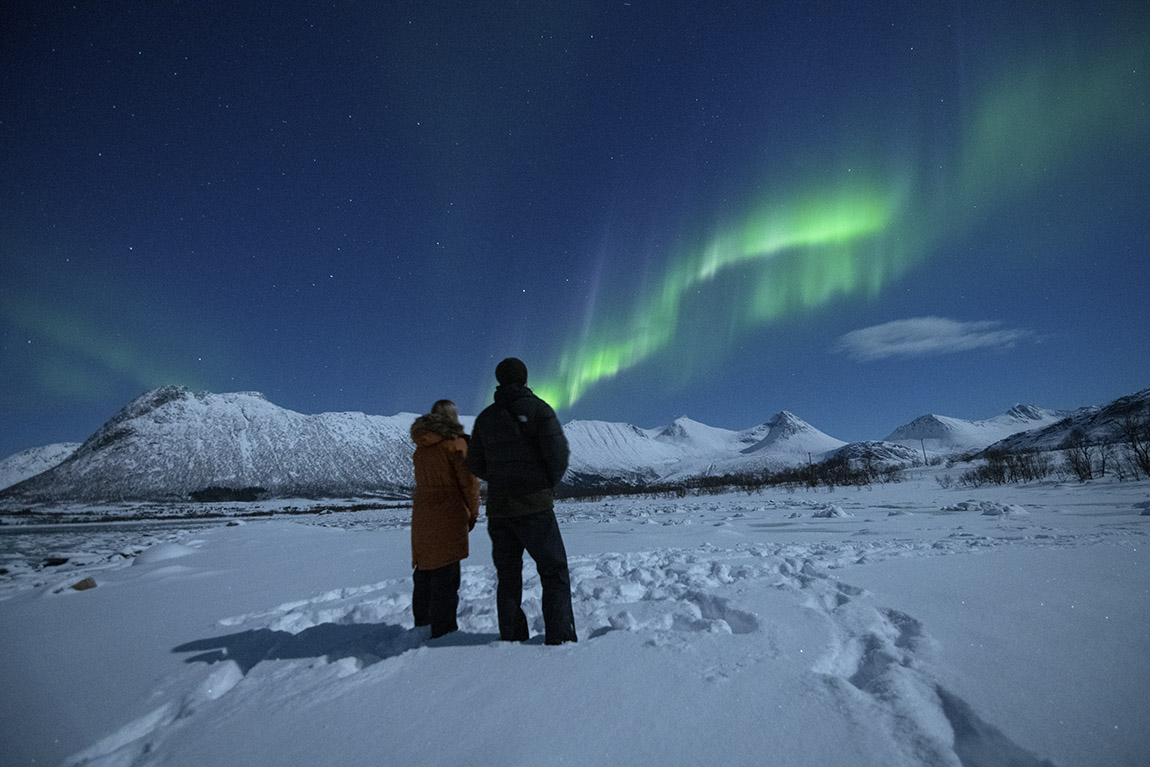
[
  {"xmin": 467, "ymin": 383, "xmax": 569, "ymax": 517},
  {"xmin": 410, "ymin": 413, "xmax": 480, "ymax": 570}
]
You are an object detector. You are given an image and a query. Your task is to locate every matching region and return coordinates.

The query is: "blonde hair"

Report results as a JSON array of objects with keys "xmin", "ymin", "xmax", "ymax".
[{"xmin": 431, "ymin": 399, "xmax": 460, "ymax": 425}]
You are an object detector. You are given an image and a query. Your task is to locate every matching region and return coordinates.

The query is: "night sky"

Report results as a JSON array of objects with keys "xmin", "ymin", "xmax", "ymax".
[{"xmin": 2, "ymin": 1, "xmax": 1148, "ymax": 458}]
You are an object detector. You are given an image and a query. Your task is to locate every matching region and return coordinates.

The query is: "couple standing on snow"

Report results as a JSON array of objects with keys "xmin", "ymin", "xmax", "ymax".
[{"xmin": 407, "ymin": 357, "xmax": 578, "ymax": 645}]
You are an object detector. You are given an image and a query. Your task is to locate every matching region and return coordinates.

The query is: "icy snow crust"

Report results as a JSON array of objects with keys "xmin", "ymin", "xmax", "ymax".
[{"xmin": 1, "ymin": 475, "xmax": 1147, "ymax": 767}]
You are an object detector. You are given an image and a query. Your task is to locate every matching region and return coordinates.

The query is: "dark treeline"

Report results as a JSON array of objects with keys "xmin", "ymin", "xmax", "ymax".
[{"xmin": 556, "ymin": 451, "xmax": 909, "ymax": 501}]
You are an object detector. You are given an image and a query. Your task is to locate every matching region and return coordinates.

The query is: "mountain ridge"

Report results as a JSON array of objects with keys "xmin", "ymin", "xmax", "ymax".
[{"xmin": 2, "ymin": 386, "xmax": 1143, "ymax": 501}]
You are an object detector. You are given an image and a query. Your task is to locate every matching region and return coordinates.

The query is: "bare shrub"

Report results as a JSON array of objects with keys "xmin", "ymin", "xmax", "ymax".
[{"xmin": 1061, "ymin": 428, "xmax": 1096, "ymax": 481}]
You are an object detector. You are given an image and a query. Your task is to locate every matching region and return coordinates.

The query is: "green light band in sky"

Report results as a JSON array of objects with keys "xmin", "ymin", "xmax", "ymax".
[{"xmin": 533, "ymin": 29, "xmax": 1148, "ymax": 412}]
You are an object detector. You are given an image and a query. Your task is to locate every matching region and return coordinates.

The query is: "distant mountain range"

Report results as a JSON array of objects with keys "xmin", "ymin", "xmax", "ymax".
[
  {"xmin": 883, "ymin": 404, "xmax": 1068, "ymax": 454},
  {"xmin": 1, "ymin": 385, "xmax": 1145, "ymax": 502}
]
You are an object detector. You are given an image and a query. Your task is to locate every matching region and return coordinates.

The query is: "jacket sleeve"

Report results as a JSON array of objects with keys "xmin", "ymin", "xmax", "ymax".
[
  {"xmin": 534, "ymin": 401, "xmax": 570, "ymax": 487},
  {"xmin": 452, "ymin": 440, "xmax": 481, "ymax": 522},
  {"xmin": 466, "ymin": 418, "xmax": 488, "ymax": 480}
]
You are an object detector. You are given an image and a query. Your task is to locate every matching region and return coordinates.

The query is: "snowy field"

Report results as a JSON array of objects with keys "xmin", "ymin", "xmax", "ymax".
[{"xmin": 1, "ymin": 475, "xmax": 1148, "ymax": 767}]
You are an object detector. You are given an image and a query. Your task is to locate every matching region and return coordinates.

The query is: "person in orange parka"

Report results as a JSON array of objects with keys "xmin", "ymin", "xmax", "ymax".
[{"xmin": 409, "ymin": 399, "xmax": 480, "ymax": 638}]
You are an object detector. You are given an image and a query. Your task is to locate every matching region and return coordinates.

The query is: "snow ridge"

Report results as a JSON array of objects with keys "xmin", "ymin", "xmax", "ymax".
[
  {"xmin": 988, "ymin": 388, "xmax": 1150, "ymax": 453},
  {"xmin": 0, "ymin": 442, "xmax": 80, "ymax": 491}
]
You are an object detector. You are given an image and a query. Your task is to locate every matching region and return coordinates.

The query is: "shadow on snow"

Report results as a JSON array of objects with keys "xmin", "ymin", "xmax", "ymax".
[{"xmin": 173, "ymin": 623, "xmax": 501, "ymax": 674}]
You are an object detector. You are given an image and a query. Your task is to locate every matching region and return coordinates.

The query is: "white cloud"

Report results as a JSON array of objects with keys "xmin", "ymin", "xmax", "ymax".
[{"xmin": 833, "ymin": 316, "xmax": 1034, "ymax": 362}]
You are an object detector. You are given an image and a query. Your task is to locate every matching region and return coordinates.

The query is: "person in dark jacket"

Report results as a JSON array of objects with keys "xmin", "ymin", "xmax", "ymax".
[
  {"xmin": 410, "ymin": 399, "xmax": 480, "ymax": 639},
  {"xmin": 467, "ymin": 357, "xmax": 578, "ymax": 645}
]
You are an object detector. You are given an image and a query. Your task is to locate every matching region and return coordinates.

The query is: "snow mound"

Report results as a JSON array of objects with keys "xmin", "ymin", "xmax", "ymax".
[
  {"xmin": 812, "ymin": 504, "xmax": 853, "ymax": 518},
  {"xmin": 133, "ymin": 542, "xmax": 198, "ymax": 565},
  {"xmin": 942, "ymin": 500, "xmax": 1029, "ymax": 516}
]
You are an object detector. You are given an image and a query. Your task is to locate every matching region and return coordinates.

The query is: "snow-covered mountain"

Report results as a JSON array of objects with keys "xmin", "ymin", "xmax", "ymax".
[
  {"xmin": 885, "ymin": 404, "xmax": 1066, "ymax": 454},
  {"xmin": 566, "ymin": 412, "xmax": 845, "ymax": 485},
  {"xmin": 2, "ymin": 385, "xmax": 1139, "ymax": 504},
  {"xmin": 0, "ymin": 388, "xmax": 849, "ymax": 502},
  {"xmin": 738, "ymin": 411, "xmax": 846, "ymax": 464},
  {"xmin": 563, "ymin": 420, "xmax": 681, "ymax": 484},
  {"xmin": 644, "ymin": 411, "xmax": 849, "ymax": 481},
  {"xmin": 986, "ymin": 388, "xmax": 1149, "ymax": 453},
  {"xmin": 0, "ymin": 387, "xmax": 419, "ymax": 502},
  {"xmin": 0, "ymin": 442, "xmax": 81, "ymax": 491}
]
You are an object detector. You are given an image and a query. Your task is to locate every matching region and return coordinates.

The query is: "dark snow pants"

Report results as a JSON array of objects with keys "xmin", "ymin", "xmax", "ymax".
[
  {"xmin": 412, "ymin": 561, "xmax": 461, "ymax": 638},
  {"xmin": 487, "ymin": 509, "xmax": 578, "ymax": 645}
]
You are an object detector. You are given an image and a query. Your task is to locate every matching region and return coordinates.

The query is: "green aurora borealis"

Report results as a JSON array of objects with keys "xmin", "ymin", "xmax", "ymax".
[
  {"xmin": 3, "ymin": 2, "xmax": 1148, "ymax": 456},
  {"xmin": 532, "ymin": 28, "xmax": 1149, "ymax": 412}
]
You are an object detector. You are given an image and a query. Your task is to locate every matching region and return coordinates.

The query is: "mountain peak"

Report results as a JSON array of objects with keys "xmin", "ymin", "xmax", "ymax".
[
  {"xmin": 130, "ymin": 385, "xmax": 193, "ymax": 412},
  {"xmin": 1004, "ymin": 404, "xmax": 1047, "ymax": 421},
  {"xmin": 656, "ymin": 416, "xmax": 703, "ymax": 441},
  {"xmin": 739, "ymin": 411, "xmax": 843, "ymax": 457},
  {"xmin": 767, "ymin": 411, "xmax": 809, "ymax": 435}
]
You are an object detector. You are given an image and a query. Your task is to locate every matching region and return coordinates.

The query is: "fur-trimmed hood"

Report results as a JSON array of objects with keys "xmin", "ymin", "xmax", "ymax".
[{"xmin": 411, "ymin": 412, "xmax": 466, "ymax": 447}]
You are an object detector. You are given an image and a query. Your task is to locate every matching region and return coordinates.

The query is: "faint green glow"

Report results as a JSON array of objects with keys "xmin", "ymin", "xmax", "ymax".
[
  {"xmin": 1, "ymin": 295, "xmax": 207, "ymax": 399},
  {"xmin": 954, "ymin": 32, "xmax": 1149, "ymax": 214},
  {"xmin": 533, "ymin": 28, "xmax": 1148, "ymax": 412}
]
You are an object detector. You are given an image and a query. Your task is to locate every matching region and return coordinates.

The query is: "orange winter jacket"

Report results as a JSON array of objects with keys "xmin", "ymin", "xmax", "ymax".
[{"xmin": 410, "ymin": 414, "xmax": 481, "ymax": 570}]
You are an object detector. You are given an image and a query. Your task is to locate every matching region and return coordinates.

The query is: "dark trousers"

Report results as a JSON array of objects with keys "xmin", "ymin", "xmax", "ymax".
[
  {"xmin": 488, "ymin": 509, "xmax": 578, "ymax": 645},
  {"xmin": 412, "ymin": 561, "xmax": 461, "ymax": 638}
]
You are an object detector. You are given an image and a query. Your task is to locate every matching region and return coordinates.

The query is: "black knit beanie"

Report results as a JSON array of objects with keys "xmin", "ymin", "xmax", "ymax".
[{"xmin": 495, "ymin": 357, "xmax": 528, "ymax": 385}]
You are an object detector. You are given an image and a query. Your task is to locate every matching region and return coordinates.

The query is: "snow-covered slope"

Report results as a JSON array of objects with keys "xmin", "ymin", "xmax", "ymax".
[
  {"xmin": 885, "ymin": 404, "xmax": 1066, "ymax": 454},
  {"xmin": 987, "ymin": 388, "xmax": 1149, "ymax": 453},
  {"xmin": 0, "ymin": 442, "xmax": 81, "ymax": 491},
  {"xmin": 830, "ymin": 441, "xmax": 924, "ymax": 466},
  {"xmin": 563, "ymin": 420, "xmax": 681, "ymax": 483},
  {"xmin": 650, "ymin": 416, "xmax": 739, "ymax": 453},
  {"xmin": 1, "ymin": 387, "xmax": 418, "ymax": 502},
  {"xmin": 5, "ymin": 480, "xmax": 1147, "ymax": 767}
]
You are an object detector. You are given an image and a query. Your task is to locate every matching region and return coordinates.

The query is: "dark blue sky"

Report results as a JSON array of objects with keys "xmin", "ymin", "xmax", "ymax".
[{"xmin": 2, "ymin": 1, "xmax": 1148, "ymax": 457}]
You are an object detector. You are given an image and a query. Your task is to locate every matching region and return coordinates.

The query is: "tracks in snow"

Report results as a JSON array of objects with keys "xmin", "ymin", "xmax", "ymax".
[{"xmin": 65, "ymin": 537, "xmax": 1064, "ymax": 767}]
